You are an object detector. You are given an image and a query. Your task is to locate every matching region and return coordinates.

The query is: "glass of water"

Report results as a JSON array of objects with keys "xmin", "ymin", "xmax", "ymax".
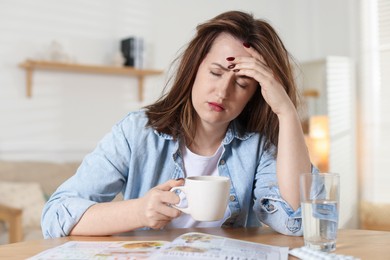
[{"xmin": 300, "ymin": 172, "xmax": 340, "ymax": 252}]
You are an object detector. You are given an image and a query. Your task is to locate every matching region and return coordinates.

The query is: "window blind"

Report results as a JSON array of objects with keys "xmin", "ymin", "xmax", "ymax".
[
  {"xmin": 365, "ymin": 0, "xmax": 390, "ymax": 201},
  {"xmin": 378, "ymin": 0, "xmax": 390, "ymax": 119},
  {"xmin": 375, "ymin": 0, "xmax": 390, "ymax": 197},
  {"xmin": 326, "ymin": 57, "xmax": 353, "ymax": 138},
  {"xmin": 378, "ymin": 0, "xmax": 390, "ymax": 49}
]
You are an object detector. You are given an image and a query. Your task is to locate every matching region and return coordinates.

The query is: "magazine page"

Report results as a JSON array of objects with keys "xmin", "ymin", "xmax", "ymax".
[
  {"xmin": 150, "ymin": 232, "xmax": 288, "ymax": 260},
  {"xmin": 28, "ymin": 232, "xmax": 288, "ymax": 260},
  {"xmin": 28, "ymin": 240, "xmax": 169, "ymax": 260}
]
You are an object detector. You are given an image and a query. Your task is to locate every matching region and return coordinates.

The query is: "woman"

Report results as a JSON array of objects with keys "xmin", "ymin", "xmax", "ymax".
[{"xmin": 42, "ymin": 10, "xmax": 314, "ymax": 238}]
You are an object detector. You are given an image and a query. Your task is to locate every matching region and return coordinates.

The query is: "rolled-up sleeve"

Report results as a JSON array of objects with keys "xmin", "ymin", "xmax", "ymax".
[
  {"xmin": 253, "ymin": 148, "xmax": 318, "ymax": 236},
  {"xmin": 41, "ymin": 120, "xmax": 130, "ymax": 238},
  {"xmin": 42, "ymin": 196, "xmax": 97, "ymax": 238}
]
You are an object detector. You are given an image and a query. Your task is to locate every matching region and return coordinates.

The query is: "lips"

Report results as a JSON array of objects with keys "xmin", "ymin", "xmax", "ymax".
[{"xmin": 208, "ymin": 102, "xmax": 225, "ymax": 112}]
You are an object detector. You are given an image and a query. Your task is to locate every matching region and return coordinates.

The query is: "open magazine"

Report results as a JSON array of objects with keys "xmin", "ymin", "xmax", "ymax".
[{"xmin": 29, "ymin": 232, "xmax": 289, "ymax": 260}]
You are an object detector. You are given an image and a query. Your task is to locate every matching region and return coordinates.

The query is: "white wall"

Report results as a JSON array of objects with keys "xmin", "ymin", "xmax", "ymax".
[
  {"xmin": 0, "ymin": 0, "xmax": 162, "ymax": 161},
  {"xmin": 149, "ymin": 0, "xmax": 358, "ymax": 69},
  {"xmin": 0, "ymin": 0, "xmax": 361, "ymax": 228},
  {"xmin": 0, "ymin": 0, "xmax": 359, "ymax": 162}
]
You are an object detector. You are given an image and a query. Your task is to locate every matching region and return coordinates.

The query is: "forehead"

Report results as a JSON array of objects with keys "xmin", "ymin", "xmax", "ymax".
[{"xmin": 207, "ymin": 32, "xmax": 251, "ymax": 59}]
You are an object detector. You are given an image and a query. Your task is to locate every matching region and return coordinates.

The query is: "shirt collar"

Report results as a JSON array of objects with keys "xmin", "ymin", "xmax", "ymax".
[
  {"xmin": 154, "ymin": 119, "xmax": 254, "ymax": 143},
  {"xmin": 222, "ymin": 120, "xmax": 254, "ymax": 144}
]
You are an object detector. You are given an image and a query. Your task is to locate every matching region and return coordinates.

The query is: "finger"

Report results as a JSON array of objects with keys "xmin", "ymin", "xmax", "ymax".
[
  {"xmin": 142, "ymin": 202, "xmax": 178, "ymax": 224},
  {"xmin": 234, "ymin": 59, "xmax": 272, "ymax": 76},
  {"xmin": 234, "ymin": 67, "xmax": 269, "ymax": 87},
  {"xmin": 242, "ymin": 43, "xmax": 268, "ymax": 65},
  {"xmin": 146, "ymin": 216, "xmax": 171, "ymax": 230},
  {"xmin": 157, "ymin": 203, "xmax": 182, "ymax": 218},
  {"xmin": 143, "ymin": 206, "xmax": 181, "ymax": 230},
  {"xmin": 151, "ymin": 207, "xmax": 179, "ymax": 220},
  {"xmin": 159, "ymin": 190, "xmax": 182, "ymax": 205},
  {"xmin": 154, "ymin": 179, "xmax": 184, "ymax": 191},
  {"xmin": 145, "ymin": 187, "xmax": 181, "ymax": 207}
]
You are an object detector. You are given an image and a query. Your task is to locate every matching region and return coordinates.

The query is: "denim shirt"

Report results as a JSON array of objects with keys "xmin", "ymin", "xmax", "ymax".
[{"xmin": 42, "ymin": 110, "xmax": 316, "ymax": 238}]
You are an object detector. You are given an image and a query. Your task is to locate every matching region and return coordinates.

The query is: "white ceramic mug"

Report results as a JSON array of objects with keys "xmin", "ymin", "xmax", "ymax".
[{"xmin": 170, "ymin": 176, "xmax": 230, "ymax": 221}]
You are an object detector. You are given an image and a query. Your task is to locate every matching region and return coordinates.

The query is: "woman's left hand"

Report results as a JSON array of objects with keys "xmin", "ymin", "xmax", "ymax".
[{"xmin": 231, "ymin": 45, "xmax": 294, "ymax": 116}]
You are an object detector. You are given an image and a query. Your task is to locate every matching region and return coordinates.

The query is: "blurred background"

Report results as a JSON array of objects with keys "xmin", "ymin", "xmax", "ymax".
[{"xmin": 0, "ymin": 0, "xmax": 389, "ymax": 243}]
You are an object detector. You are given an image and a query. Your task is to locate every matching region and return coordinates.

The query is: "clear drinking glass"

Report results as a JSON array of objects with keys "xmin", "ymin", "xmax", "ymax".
[{"xmin": 300, "ymin": 172, "xmax": 340, "ymax": 252}]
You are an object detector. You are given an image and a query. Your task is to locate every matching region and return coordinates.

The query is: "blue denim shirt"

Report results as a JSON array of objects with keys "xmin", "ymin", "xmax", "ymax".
[{"xmin": 42, "ymin": 110, "xmax": 316, "ymax": 238}]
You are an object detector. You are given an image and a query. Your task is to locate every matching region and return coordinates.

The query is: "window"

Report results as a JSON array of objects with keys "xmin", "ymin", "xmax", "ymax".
[{"xmin": 360, "ymin": 0, "xmax": 390, "ymax": 202}]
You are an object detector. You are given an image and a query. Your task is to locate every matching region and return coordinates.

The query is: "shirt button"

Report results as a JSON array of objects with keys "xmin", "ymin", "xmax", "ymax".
[
  {"xmin": 220, "ymin": 159, "xmax": 225, "ymax": 165},
  {"xmin": 267, "ymin": 204, "xmax": 275, "ymax": 211},
  {"xmin": 229, "ymin": 195, "xmax": 236, "ymax": 201}
]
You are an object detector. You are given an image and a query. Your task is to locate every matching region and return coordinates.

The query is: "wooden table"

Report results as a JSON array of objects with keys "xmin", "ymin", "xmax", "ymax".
[{"xmin": 0, "ymin": 227, "xmax": 389, "ymax": 259}]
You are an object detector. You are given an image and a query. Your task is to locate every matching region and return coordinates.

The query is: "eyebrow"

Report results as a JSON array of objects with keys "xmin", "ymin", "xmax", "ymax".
[
  {"xmin": 211, "ymin": 62, "xmax": 229, "ymax": 71},
  {"xmin": 210, "ymin": 62, "xmax": 254, "ymax": 82},
  {"xmin": 211, "ymin": 62, "xmax": 253, "ymax": 81}
]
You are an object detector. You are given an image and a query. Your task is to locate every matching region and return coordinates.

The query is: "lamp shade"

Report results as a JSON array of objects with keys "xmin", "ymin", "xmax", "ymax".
[
  {"xmin": 309, "ymin": 115, "xmax": 329, "ymax": 139},
  {"xmin": 307, "ymin": 115, "xmax": 329, "ymax": 172}
]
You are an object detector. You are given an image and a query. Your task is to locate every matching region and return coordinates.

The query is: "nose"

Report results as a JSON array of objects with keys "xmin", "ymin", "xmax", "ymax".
[{"xmin": 216, "ymin": 74, "xmax": 234, "ymax": 99}]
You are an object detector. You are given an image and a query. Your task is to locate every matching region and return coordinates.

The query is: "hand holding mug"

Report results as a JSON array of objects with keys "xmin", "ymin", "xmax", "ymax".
[
  {"xmin": 170, "ymin": 176, "xmax": 231, "ymax": 221},
  {"xmin": 137, "ymin": 179, "xmax": 184, "ymax": 229}
]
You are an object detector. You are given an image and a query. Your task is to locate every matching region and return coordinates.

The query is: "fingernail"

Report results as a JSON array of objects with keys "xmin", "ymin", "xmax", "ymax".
[
  {"xmin": 227, "ymin": 64, "xmax": 235, "ymax": 69},
  {"xmin": 233, "ymin": 69, "xmax": 240, "ymax": 72},
  {"xmin": 243, "ymin": 42, "xmax": 250, "ymax": 48},
  {"xmin": 226, "ymin": 57, "xmax": 235, "ymax": 61}
]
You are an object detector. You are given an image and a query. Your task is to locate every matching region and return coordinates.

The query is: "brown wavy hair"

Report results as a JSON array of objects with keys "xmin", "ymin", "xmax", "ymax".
[{"xmin": 145, "ymin": 10, "xmax": 299, "ymax": 150}]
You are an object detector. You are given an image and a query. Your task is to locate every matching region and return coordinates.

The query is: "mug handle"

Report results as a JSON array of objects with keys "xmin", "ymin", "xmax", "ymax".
[{"xmin": 170, "ymin": 186, "xmax": 191, "ymax": 215}]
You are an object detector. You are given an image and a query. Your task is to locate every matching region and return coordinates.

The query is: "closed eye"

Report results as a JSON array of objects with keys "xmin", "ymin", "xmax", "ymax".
[
  {"xmin": 235, "ymin": 81, "xmax": 247, "ymax": 88},
  {"xmin": 236, "ymin": 76, "xmax": 254, "ymax": 89},
  {"xmin": 210, "ymin": 71, "xmax": 222, "ymax": 77}
]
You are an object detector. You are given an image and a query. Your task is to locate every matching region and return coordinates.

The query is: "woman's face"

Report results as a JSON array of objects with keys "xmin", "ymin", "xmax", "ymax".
[{"xmin": 191, "ymin": 33, "xmax": 258, "ymax": 130}]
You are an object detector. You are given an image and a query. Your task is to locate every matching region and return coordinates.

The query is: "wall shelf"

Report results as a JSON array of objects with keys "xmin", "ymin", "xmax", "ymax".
[{"xmin": 19, "ymin": 60, "xmax": 163, "ymax": 101}]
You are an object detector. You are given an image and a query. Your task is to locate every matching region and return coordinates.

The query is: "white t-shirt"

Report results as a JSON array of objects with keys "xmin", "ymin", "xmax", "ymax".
[{"xmin": 166, "ymin": 144, "xmax": 231, "ymax": 229}]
